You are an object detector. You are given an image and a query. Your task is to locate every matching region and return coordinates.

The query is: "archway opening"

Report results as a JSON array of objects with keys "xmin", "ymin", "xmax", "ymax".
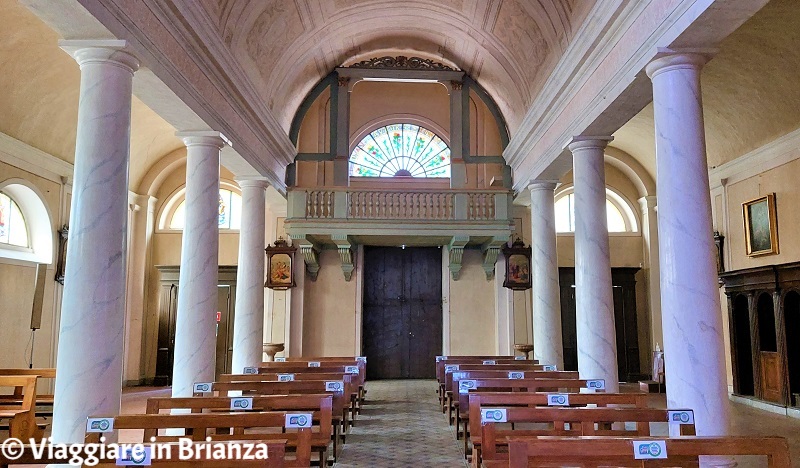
[
  {"xmin": 733, "ymin": 294, "xmax": 754, "ymax": 396},
  {"xmin": 784, "ymin": 291, "xmax": 800, "ymax": 406},
  {"xmin": 757, "ymin": 293, "xmax": 781, "ymax": 402}
]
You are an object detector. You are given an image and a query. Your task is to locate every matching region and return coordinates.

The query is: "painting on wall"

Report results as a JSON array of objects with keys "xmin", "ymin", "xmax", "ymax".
[
  {"xmin": 743, "ymin": 193, "xmax": 779, "ymax": 257},
  {"xmin": 265, "ymin": 237, "xmax": 296, "ymax": 289},
  {"xmin": 502, "ymin": 238, "xmax": 532, "ymax": 290}
]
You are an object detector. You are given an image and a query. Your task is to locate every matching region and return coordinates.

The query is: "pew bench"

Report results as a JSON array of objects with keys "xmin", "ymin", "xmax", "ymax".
[
  {"xmin": 84, "ymin": 412, "xmax": 313, "ymax": 467},
  {"xmin": 503, "ymin": 436, "xmax": 791, "ymax": 468},
  {"xmin": 145, "ymin": 394, "xmax": 336, "ymax": 465},
  {"xmin": 0, "ymin": 369, "xmax": 56, "ymax": 416},
  {"xmin": 257, "ymin": 362, "xmax": 365, "ymax": 413},
  {"xmin": 479, "ymin": 407, "xmax": 696, "ymax": 467},
  {"xmin": 435, "ymin": 358, "xmax": 537, "ymax": 407},
  {"xmin": 468, "ymin": 392, "xmax": 649, "ymax": 464},
  {"xmin": 0, "ymin": 375, "xmax": 41, "ymax": 440}
]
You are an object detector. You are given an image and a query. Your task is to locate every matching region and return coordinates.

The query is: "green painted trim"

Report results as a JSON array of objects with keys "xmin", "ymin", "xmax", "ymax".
[
  {"xmin": 465, "ymin": 76, "xmax": 510, "ymax": 148},
  {"xmin": 289, "ymin": 73, "xmax": 337, "ymax": 146}
]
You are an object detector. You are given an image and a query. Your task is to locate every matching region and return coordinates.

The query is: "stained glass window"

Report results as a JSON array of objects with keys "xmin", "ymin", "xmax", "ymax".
[
  {"xmin": 0, "ymin": 191, "xmax": 29, "ymax": 247},
  {"xmin": 350, "ymin": 124, "xmax": 451, "ymax": 178},
  {"xmin": 169, "ymin": 189, "xmax": 242, "ymax": 230}
]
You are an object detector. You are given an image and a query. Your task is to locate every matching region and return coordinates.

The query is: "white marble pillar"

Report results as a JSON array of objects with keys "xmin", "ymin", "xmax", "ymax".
[
  {"xmin": 529, "ymin": 180, "xmax": 564, "ymax": 369},
  {"xmin": 52, "ymin": 41, "xmax": 138, "ymax": 443},
  {"xmin": 171, "ymin": 131, "xmax": 228, "ymax": 398},
  {"xmin": 647, "ymin": 52, "xmax": 730, "ymax": 438},
  {"xmin": 231, "ymin": 179, "xmax": 269, "ymax": 372},
  {"xmin": 639, "ymin": 196, "xmax": 663, "ymax": 350},
  {"xmin": 569, "ymin": 137, "xmax": 619, "ymax": 393}
]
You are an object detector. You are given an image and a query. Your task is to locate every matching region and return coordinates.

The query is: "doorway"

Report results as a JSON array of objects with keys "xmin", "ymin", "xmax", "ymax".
[
  {"xmin": 732, "ymin": 294, "xmax": 755, "ymax": 396},
  {"xmin": 362, "ymin": 246, "xmax": 442, "ymax": 379},
  {"xmin": 784, "ymin": 291, "xmax": 800, "ymax": 406}
]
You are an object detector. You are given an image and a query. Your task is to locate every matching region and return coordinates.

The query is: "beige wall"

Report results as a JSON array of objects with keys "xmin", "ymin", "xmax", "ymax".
[
  {"xmin": 0, "ymin": 158, "xmax": 67, "ymax": 382},
  {"xmin": 449, "ymin": 249, "xmax": 497, "ymax": 355},
  {"xmin": 302, "ymin": 250, "xmax": 359, "ymax": 356}
]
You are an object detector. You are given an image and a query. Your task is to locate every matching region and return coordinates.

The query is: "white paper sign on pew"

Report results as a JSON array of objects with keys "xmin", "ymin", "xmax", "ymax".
[
  {"xmin": 86, "ymin": 417, "xmax": 114, "ymax": 433},
  {"xmin": 192, "ymin": 382, "xmax": 213, "ymax": 395},
  {"xmin": 459, "ymin": 380, "xmax": 477, "ymax": 394},
  {"xmin": 508, "ymin": 371, "xmax": 524, "ymax": 379},
  {"xmin": 230, "ymin": 397, "xmax": 253, "ymax": 411},
  {"xmin": 633, "ymin": 440, "xmax": 668, "ymax": 460},
  {"xmin": 275, "ymin": 357, "xmax": 286, "ymax": 362},
  {"xmin": 514, "ymin": 356, "xmax": 526, "ymax": 360},
  {"xmin": 444, "ymin": 364, "xmax": 460, "ymax": 373},
  {"xmin": 285, "ymin": 413, "xmax": 313, "ymax": 429},
  {"xmin": 481, "ymin": 408, "xmax": 508, "ymax": 423},
  {"xmin": 356, "ymin": 356, "xmax": 367, "ymax": 363},
  {"xmin": 436, "ymin": 356, "xmax": 446, "ymax": 362},
  {"xmin": 278, "ymin": 373, "xmax": 295, "ymax": 382},
  {"xmin": 585, "ymin": 379, "xmax": 606, "ymax": 391},
  {"xmin": 482, "ymin": 360, "xmax": 497, "ymax": 365},
  {"xmin": 243, "ymin": 366, "xmax": 258, "ymax": 374},
  {"xmin": 667, "ymin": 410, "xmax": 695, "ymax": 425},
  {"xmin": 326, "ymin": 381, "xmax": 344, "ymax": 393},
  {"xmin": 542, "ymin": 365, "xmax": 557, "ymax": 371},
  {"xmin": 117, "ymin": 445, "xmax": 152, "ymax": 466},
  {"xmin": 547, "ymin": 393, "xmax": 570, "ymax": 406},
  {"xmin": 345, "ymin": 366, "xmax": 360, "ymax": 374},
  {"xmin": 308, "ymin": 361, "xmax": 321, "ymax": 367}
]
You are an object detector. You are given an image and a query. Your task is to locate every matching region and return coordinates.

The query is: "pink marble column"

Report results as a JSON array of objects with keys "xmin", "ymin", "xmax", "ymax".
[
  {"xmin": 171, "ymin": 131, "xmax": 228, "ymax": 398},
  {"xmin": 568, "ymin": 137, "xmax": 620, "ymax": 393},
  {"xmin": 52, "ymin": 40, "xmax": 138, "ymax": 443},
  {"xmin": 647, "ymin": 52, "xmax": 730, "ymax": 439},
  {"xmin": 529, "ymin": 180, "xmax": 564, "ymax": 369}
]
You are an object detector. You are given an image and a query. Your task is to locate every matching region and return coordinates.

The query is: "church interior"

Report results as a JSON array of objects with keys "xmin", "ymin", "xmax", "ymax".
[{"xmin": 1, "ymin": 0, "xmax": 800, "ymax": 466}]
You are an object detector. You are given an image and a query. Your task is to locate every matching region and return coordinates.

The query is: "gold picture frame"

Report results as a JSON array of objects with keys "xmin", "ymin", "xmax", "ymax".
[{"xmin": 742, "ymin": 193, "xmax": 779, "ymax": 257}]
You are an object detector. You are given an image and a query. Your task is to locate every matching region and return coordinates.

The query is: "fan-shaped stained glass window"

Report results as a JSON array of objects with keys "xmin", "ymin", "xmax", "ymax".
[{"xmin": 350, "ymin": 124, "xmax": 451, "ymax": 178}]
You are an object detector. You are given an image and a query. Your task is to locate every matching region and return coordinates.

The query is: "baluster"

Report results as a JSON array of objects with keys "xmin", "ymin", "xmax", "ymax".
[{"xmin": 326, "ymin": 191, "xmax": 332, "ymax": 218}]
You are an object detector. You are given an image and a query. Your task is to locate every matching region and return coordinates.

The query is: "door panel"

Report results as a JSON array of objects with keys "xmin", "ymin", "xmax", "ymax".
[{"xmin": 363, "ymin": 247, "xmax": 442, "ymax": 379}]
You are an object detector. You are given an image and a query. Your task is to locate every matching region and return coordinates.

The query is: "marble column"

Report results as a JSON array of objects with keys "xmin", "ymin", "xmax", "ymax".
[
  {"xmin": 529, "ymin": 180, "xmax": 564, "ymax": 369},
  {"xmin": 639, "ymin": 195, "xmax": 663, "ymax": 349},
  {"xmin": 52, "ymin": 41, "xmax": 138, "ymax": 443},
  {"xmin": 171, "ymin": 131, "xmax": 228, "ymax": 398},
  {"xmin": 231, "ymin": 179, "xmax": 269, "ymax": 372},
  {"xmin": 568, "ymin": 137, "xmax": 619, "ymax": 393},
  {"xmin": 647, "ymin": 52, "xmax": 730, "ymax": 438}
]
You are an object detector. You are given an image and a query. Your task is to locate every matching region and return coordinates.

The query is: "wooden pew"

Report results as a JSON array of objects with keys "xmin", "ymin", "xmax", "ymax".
[
  {"xmin": 84, "ymin": 412, "xmax": 313, "ymax": 467},
  {"xmin": 445, "ymin": 368, "xmax": 574, "ymax": 424},
  {"xmin": 479, "ymin": 407, "xmax": 695, "ymax": 466},
  {"xmin": 0, "ymin": 375, "xmax": 40, "ymax": 440},
  {"xmin": 258, "ymin": 361, "xmax": 366, "ymax": 410},
  {"xmin": 468, "ymin": 392, "xmax": 649, "ymax": 464},
  {"xmin": 505, "ymin": 436, "xmax": 792, "ymax": 468},
  {"xmin": 204, "ymin": 380, "xmax": 352, "ymax": 442},
  {"xmin": 220, "ymin": 372, "xmax": 359, "ymax": 427},
  {"xmin": 0, "ymin": 368, "xmax": 56, "ymax": 417},
  {"xmin": 435, "ymin": 358, "xmax": 538, "ymax": 405},
  {"xmin": 146, "ymin": 394, "xmax": 336, "ymax": 464}
]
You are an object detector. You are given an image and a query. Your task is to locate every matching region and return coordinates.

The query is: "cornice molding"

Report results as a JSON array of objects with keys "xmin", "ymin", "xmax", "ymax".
[
  {"xmin": 0, "ymin": 132, "xmax": 74, "ymax": 185},
  {"xmin": 709, "ymin": 126, "xmax": 800, "ymax": 190}
]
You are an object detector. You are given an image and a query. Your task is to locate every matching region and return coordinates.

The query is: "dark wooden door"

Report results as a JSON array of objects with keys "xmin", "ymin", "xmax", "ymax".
[{"xmin": 363, "ymin": 247, "xmax": 442, "ymax": 379}]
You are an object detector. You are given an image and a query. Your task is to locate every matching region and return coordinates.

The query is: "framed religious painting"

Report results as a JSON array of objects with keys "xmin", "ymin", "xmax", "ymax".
[
  {"xmin": 743, "ymin": 193, "xmax": 779, "ymax": 257},
  {"xmin": 265, "ymin": 237, "xmax": 296, "ymax": 289},
  {"xmin": 502, "ymin": 238, "xmax": 532, "ymax": 290}
]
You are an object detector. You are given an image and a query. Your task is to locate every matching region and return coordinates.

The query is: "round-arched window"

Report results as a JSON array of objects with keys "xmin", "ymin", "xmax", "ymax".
[
  {"xmin": 0, "ymin": 191, "xmax": 29, "ymax": 247},
  {"xmin": 169, "ymin": 189, "xmax": 242, "ymax": 230},
  {"xmin": 554, "ymin": 188, "xmax": 638, "ymax": 233},
  {"xmin": 349, "ymin": 124, "xmax": 451, "ymax": 178}
]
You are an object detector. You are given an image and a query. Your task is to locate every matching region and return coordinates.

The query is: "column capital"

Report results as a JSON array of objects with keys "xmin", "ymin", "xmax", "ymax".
[
  {"xmin": 645, "ymin": 48, "xmax": 716, "ymax": 79},
  {"xmin": 527, "ymin": 180, "xmax": 559, "ymax": 192},
  {"xmin": 235, "ymin": 178, "xmax": 271, "ymax": 190},
  {"xmin": 638, "ymin": 195, "xmax": 657, "ymax": 214},
  {"xmin": 59, "ymin": 39, "xmax": 139, "ymax": 73},
  {"xmin": 566, "ymin": 136, "xmax": 613, "ymax": 153},
  {"xmin": 176, "ymin": 130, "xmax": 231, "ymax": 149}
]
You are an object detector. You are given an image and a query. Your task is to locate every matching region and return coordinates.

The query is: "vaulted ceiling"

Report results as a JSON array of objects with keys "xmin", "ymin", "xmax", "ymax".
[{"xmin": 197, "ymin": 0, "xmax": 594, "ymax": 133}]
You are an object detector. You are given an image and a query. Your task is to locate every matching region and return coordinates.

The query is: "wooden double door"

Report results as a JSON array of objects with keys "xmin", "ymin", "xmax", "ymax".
[{"xmin": 362, "ymin": 247, "xmax": 443, "ymax": 379}]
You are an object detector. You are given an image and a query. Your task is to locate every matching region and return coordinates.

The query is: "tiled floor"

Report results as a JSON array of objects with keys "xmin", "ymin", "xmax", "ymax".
[{"xmin": 334, "ymin": 380, "xmax": 468, "ymax": 467}]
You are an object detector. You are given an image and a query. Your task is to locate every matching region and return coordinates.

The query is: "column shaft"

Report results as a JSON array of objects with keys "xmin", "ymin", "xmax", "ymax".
[
  {"xmin": 569, "ymin": 137, "xmax": 619, "ymax": 393},
  {"xmin": 647, "ymin": 53, "xmax": 730, "ymax": 437},
  {"xmin": 171, "ymin": 132, "xmax": 226, "ymax": 397},
  {"xmin": 231, "ymin": 180, "xmax": 269, "ymax": 371},
  {"xmin": 52, "ymin": 42, "xmax": 138, "ymax": 443},
  {"xmin": 529, "ymin": 181, "xmax": 564, "ymax": 369}
]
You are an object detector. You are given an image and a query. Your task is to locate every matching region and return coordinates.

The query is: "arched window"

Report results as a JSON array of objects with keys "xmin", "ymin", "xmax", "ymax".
[
  {"xmin": 168, "ymin": 189, "xmax": 242, "ymax": 230},
  {"xmin": 554, "ymin": 188, "xmax": 638, "ymax": 233},
  {"xmin": 350, "ymin": 124, "xmax": 451, "ymax": 178},
  {"xmin": 0, "ymin": 191, "xmax": 29, "ymax": 247}
]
